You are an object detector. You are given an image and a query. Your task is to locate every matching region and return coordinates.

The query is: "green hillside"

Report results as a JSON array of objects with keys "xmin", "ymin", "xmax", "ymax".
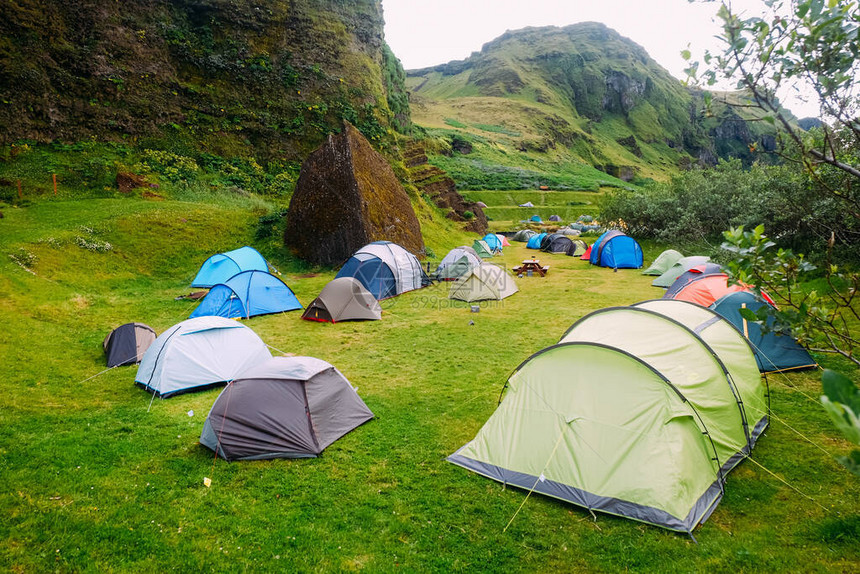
[{"xmin": 407, "ymin": 23, "xmax": 783, "ymax": 189}]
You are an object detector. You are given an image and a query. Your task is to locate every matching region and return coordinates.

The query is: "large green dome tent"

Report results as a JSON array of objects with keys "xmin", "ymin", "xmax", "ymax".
[
  {"xmin": 448, "ymin": 342, "xmax": 726, "ymax": 535},
  {"xmin": 448, "ymin": 304, "xmax": 766, "ymax": 535}
]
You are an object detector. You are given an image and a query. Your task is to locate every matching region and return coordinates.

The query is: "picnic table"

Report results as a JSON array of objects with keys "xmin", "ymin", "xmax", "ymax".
[{"xmin": 512, "ymin": 259, "xmax": 549, "ymax": 277}]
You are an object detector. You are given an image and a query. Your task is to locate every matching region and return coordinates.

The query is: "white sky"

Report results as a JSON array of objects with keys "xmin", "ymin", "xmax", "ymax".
[{"xmin": 382, "ymin": 0, "xmax": 821, "ymax": 118}]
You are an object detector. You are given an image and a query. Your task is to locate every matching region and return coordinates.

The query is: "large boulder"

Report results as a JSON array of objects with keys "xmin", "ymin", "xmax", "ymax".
[{"xmin": 286, "ymin": 122, "xmax": 424, "ymax": 265}]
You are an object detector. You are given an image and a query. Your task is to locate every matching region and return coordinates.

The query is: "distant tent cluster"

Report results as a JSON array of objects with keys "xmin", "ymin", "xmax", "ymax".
[{"xmin": 449, "ymin": 300, "xmax": 769, "ymax": 536}]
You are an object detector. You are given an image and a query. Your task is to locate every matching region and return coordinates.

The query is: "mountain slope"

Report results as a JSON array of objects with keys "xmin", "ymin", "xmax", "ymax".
[{"xmin": 407, "ymin": 22, "xmax": 779, "ymax": 187}]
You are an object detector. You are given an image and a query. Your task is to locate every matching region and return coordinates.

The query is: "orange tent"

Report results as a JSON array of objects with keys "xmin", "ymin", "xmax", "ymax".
[{"xmin": 669, "ymin": 273, "xmax": 775, "ymax": 307}]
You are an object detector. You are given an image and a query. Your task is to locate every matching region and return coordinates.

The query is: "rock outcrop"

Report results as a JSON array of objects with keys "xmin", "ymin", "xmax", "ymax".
[
  {"xmin": 285, "ymin": 122, "xmax": 424, "ymax": 265},
  {"xmin": 403, "ymin": 142, "xmax": 488, "ymax": 234}
]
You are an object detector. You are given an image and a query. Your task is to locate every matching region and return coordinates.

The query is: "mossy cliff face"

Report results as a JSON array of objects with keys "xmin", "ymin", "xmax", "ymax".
[
  {"xmin": 0, "ymin": 0, "xmax": 410, "ymax": 160},
  {"xmin": 286, "ymin": 122, "xmax": 424, "ymax": 265}
]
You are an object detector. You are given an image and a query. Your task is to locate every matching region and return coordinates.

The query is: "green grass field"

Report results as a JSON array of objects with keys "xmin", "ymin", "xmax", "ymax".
[{"xmin": 1, "ymin": 194, "xmax": 858, "ymax": 572}]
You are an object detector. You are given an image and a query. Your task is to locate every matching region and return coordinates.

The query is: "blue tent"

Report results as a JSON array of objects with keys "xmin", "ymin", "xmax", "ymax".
[
  {"xmin": 335, "ymin": 241, "xmax": 430, "ymax": 300},
  {"xmin": 589, "ymin": 230, "xmax": 643, "ymax": 268},
  {"xmin": 482, "ymin": 233, "xmax": 503, "ymax": 253},
  {"xmin": 530, "ymin": 215, "xmax": 542, "ymax": 222},
  {"xmin": 711, "ymin": 291, "xmax": 817, "ymax": 373},
  {"xmin": 526, "ymin": 232, "xmax": 548, "ymax": 249},
  {"xmin": 190, "ymin": 270, "xmax": 302, "ymax": 319},
  {"xmin": 191, "ymin": 246, "xmax": 268, "ymax": 288}
]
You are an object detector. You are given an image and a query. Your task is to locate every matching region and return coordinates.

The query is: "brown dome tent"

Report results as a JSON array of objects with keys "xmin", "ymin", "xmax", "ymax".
[{"xmin": 302, "ymin": 277, "xmax": 382, "ymax": 323}]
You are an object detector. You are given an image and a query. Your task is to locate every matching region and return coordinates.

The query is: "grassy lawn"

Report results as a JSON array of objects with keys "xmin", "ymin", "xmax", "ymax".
[{"xmin": 0, "ymin": 195, "xmax": 858, "ymax": 572}]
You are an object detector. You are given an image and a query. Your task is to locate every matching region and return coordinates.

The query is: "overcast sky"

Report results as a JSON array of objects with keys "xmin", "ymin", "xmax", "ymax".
[{"xmin": 382, "ymin": 0, "xmax": 820, "ymax": 118}]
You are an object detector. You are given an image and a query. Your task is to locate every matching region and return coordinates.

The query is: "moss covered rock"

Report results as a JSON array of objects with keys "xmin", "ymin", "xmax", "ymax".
[{"xmin": 285, "ymin": 122, "xmax": 423, "ymax": 265}]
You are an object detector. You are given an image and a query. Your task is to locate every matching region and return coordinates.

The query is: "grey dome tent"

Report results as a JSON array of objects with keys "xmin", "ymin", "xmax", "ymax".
[
  {"xmin": 434, "ymin": 246, "xmax": 482, "ymax": 281},
  {"xmin": 541, "ymin": 234, "xmax": 586, "ymax": 256},
  {"xmin": 302, "ymin": 277, "xmax": 382, "ymax": 323},
  {"xmin": 549, "ymin": 214, "xmax": 562, "ymax": 222},
  {"xmin": 103, "ymin": 322, "xmax": 157, "ymax": 367},
  {"xmin": 449, "ymin": 302, "xmax": 765, "ymax": 535},
  {"xmin": 511, "ymin": 229, "xmax": 537, "ymax": 242},
  {"xmin": 200, "ymin": 356, "xmax": 374, "ymax": 461},
  {"xmin": 710, "ymin": 291, "xmax": 817, "ymax": 373},
  {"xmin": 135, "ymin": 316, "xmax": 271, "ymax": 398}
]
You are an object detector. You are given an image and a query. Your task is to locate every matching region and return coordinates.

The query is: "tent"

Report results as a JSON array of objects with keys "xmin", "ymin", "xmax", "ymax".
[
  {"xmin": 512, "ymin": 229, "xmax": 537, "ymax": 242},
  {"xmin": 519, "ymin": 202, "xmax": 535, "ymax": 208},
  {"xmin": 496, "ymin": 234, "xmax": 512, "ymax": 247},
  {"xmin": 448, "ymin": 263, "xmax": 518, "ymax": 302},
  {"xmin": 301, "ymin": 277, "xmax": 382, "ymax": 323},
  {"xmin": 530, "ymin": 215, "xmax": 542, "ymax": 222},
  {"xmin": 476, "ymin": 201, "xmax": 488, "ymax": 208},
  {"xmin": 579, "ymin": 245, "xmax": 592, "ymax": 260},
  {"xmin": 482, "ymin": 233, "xmax": 504, "ymax": 253},
  {"xmin": 567, "ymin": 239, "xmax": 588, "ymax": 257},
  {"xmin": 472, "ymin": 239, "xmax": 495, "ymax": 258},
  {"xmin": 652, "ymin": 256, "xmax": 711, "ymax": 288},
  {"xmin": 541, "ymin": 234, "xmax": 577, "ymax": 255},
  {"xmin": 662, "ymin": 264, "xmax": 725, "ymax": 299},
  {"xmin": 335, "ymin": 241, "xmax": 430, "ymax": 300},
  {"xmin": 643, "ymin": 249, "xmax": 684, "ymax": 276},
  {"xmin": 135, "ymin": 316, "xmax": 271, "ymax": 398},
  {"xmin": 526, "ymin": 232, "xmax": 548, "ymax": 249},
  {"xmin": 664, "ymin": 273, "xmax": 751, "ymax": 307},
  {"xmin": 588, "ymin": 230, "xmax": 643, "ymax": 268},
  {"xmin": 103, "ymin": 322, "xmax": 156, "ymax": 367},
  {"xmin": 558, "ymin": 228, "xmax": 581, "ymax": 237},
  {"xmin": 434, "ymin": 246, "xmax": 482, "ymax": 281},
  {"xmin": 200, "ymin": 356, "xmax": 374, "ymax": 461},
  {"xmin": 549, "ymin": 214, "xmax": 562, "ymax": 222},
  {"xmin": 190, "ymin": 270, "xmax": 302, "ymax": 320},
  {"xmin": 191, "ymin": 246, "xmax": 269, "ymax": 288},
  {"xmin": 711, "ymin": 291, "xmax": 817, "ymax": 373},
  {"xmin": 449, "ymin": 304, "xmax": 765, "ymax": 535}
]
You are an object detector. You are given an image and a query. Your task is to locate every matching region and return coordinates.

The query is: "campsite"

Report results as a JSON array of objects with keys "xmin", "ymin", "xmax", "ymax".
[
  {"xmin": 1, "ymin": 0, "xmax": 859, "ymax": 571},
  {"xmin": 0, "ymin": 194, "xmax": 856, "ymax": 571}
]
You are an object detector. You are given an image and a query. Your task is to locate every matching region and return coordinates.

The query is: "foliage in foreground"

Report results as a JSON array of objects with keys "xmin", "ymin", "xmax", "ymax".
[{"xmin": 821, "ymin": 370, "xmax": 860, "ymax": 475}]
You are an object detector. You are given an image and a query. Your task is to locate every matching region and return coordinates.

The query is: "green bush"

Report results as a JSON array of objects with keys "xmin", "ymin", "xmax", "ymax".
[{"xmin": 600, "ymin": 159, "xmax": 860, "ymax": 260}]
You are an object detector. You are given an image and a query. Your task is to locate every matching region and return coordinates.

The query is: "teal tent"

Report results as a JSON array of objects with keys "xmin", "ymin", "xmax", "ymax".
[{"xmin": 711, "ymin": 291, "xmax": 817, "ymax": 373}]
